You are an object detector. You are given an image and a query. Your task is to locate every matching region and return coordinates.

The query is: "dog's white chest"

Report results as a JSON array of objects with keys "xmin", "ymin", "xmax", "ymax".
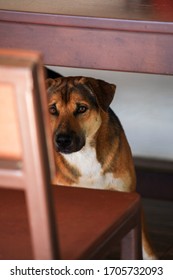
[{"xmin": 62, "ymin": 145, "xmax": 125, "ymax": 191}]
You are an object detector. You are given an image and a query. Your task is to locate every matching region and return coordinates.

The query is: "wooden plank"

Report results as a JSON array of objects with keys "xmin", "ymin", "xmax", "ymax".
[
  {"xmin": 0, "ymin": 1, "xmax": 173, "ymax": 74},
  {"xmin": 0, "ymin": 21, "xmax": 173, "ymax": 74},
  {"xmin": 0, "ymin": 0, "xmax": 173, "ymax": 22}
]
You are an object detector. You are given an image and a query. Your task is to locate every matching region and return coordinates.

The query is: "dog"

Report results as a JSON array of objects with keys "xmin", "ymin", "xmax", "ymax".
[{"xmin": 46, "ymin": 76, "xmax": 157, "ymax": 260}]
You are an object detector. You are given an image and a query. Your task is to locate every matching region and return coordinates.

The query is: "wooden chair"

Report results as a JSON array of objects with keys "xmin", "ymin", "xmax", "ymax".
[{"xmin": 0, "ymin": 49, "xmax": 142, "ymax": 260}]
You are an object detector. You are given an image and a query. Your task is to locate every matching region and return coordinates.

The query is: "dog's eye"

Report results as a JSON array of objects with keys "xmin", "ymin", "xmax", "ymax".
[
  {"xmin": 49, "ymin": 105, "xmax": 58, "ymax": 115},
  {"xmin": 76, "ymin": 105, "xmax": 88, "ymax": 114}
]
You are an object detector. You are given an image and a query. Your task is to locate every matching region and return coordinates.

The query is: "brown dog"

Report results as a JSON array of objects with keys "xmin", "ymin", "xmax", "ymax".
[{"xmin": 46, "ymin": 76, "xmax": 156, "ymax": 260}]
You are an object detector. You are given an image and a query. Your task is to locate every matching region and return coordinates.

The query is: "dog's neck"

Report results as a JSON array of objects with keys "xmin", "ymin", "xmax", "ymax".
[
  {"xmin": 61, "ymin": 142, "xmax": 126, "ymax": 191},
  {"xmin": 62, "ymin": 140, "xmax": 98, "ymax": 175}
]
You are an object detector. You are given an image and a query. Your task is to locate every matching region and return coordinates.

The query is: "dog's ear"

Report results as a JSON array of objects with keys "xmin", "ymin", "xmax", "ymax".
[{"xmin": 82, "ymin": 77, "xmax": 116, "ymax": 112}]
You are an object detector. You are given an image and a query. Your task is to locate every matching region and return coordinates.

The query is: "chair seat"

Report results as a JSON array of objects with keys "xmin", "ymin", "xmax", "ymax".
[{"xmin": 0, "ymin": 185, "xmax": 141, "ymax": 260}]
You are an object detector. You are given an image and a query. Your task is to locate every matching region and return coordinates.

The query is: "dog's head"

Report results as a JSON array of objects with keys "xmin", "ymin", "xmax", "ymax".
[{"xmin": 46, "ymin": 76, "xmax": 116, "ymax": 154}]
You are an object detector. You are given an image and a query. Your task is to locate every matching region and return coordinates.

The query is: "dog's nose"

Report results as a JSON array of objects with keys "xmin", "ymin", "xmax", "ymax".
[{"xmin": 55, "ymin": 133, "xmax": 72, "ymax": 149}]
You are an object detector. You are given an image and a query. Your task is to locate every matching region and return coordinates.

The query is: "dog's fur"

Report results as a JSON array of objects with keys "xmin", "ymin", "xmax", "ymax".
[{"xmin": 46, "ymin": 76, "xmax": 156, "ymax": 260}]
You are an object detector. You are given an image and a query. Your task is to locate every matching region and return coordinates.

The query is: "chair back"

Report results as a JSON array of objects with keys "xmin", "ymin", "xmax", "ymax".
[{"xmin": 0, "ymin": 49, "xmax": 58, "ymax": 259}]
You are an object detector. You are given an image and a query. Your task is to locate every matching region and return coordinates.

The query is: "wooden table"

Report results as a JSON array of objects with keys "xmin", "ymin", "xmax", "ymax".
[
  {"xmin": 0, "ymin": 186, "xmax": 141, "ymax": 259},
  {"xmin": 0, "ymin": 0, "xmax": 173, "ymax": 75}
]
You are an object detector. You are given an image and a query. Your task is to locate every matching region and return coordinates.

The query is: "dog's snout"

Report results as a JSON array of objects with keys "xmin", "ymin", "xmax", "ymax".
[
  {"xmin": 55, "ymin": 133, "xmax": 72, "ymax": 149},
  {"xmin": 54, "ymin": 131, "xmax": 85, "ymax": 154}
]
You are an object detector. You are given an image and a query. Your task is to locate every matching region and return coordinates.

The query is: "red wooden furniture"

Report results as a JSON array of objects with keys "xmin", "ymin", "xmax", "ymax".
[
  {"xmin": 1, "ymin": 0, "xmax": 172, "ymax": 260},
  {"xmin": 0, "ymin": 0, "xmax": 173, "ymax": 75},
  {"xmin": 0, "ymin": 49, "xmax": 58, "ymax": 259},
  {"xmin": 1, "ymin": 0, "xmax": 172, "ymax": 261},
  {"xmin": 0, "ymin": 49, "xmax": 142, "ymax": 260}
]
